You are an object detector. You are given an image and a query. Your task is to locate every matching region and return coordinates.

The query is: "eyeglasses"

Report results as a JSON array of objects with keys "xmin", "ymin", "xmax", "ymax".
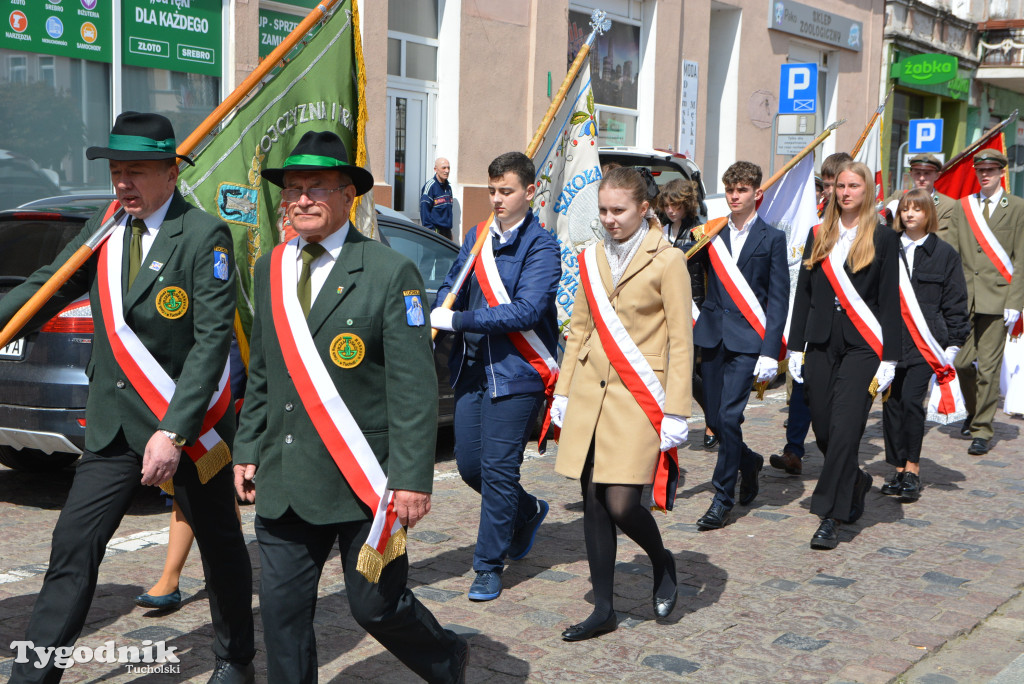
[{"xmin": 281, "ymin": 184, "xmax": 349, "ymax": 202}]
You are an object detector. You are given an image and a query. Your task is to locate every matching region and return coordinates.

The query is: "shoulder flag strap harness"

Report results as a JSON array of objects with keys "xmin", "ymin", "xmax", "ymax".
[
  {"xmin": 578, "ymin": 246, "xmax": 679, "ymax": 512},
  {"xmin": 962, "ymin": 196, "xmax": 1013, "ymax": 283},
  {"xmin": 471, "ymin": 221, "xmax": 560, "ymax": 442},
  {"xmin": 270, "ymin": 241, "xmax": 403, "ymax": 584},
  {"xmin": 706, "ymin": 235, "xmax": 787, "ymax": 359},
  {"xmin": 898, "ymin": 261, "xmax": 966, "ymax": 421},
  {"xmin": 812, "ymin": 224, "xmax": 884, "ymax": 358},
  {"xmin": 95, "ymin": 202, "xmax": 232, "ymax": 496}
]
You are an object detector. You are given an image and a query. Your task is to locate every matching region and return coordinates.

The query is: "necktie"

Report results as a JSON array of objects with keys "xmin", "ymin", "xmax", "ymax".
[
  {"xmin": 983, "ymin": 198, "xmax": 991, "ymax": 222},
  {"xmin": 127, "ymin": 218, "xmax": 147, "ymax": 288},
  {"xmin": 297, "ymin": 242, "xmax": 327, "ymax": 318}
]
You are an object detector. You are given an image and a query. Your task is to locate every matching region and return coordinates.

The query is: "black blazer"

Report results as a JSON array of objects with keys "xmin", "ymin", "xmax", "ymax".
[
  {"xmin": 897, "ymin": 233, "xmax": 970, "ymax": 366},
  {"xmin": 692, "ymin": 216, "xmax": 790, "ymax": 357},
  {"xmin": 664, "ymin": 216, "xmax": 706, "ymax": 308},
  {"xmin": 789, "ymin": 223, "xmax": 902, "ymax": 362}
]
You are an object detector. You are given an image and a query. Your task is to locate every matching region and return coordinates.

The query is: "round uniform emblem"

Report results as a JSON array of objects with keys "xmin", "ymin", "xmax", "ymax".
[
  {"xmin": 155, "ymin": 286, "xmax": 189, "ymax": 319},
  {"xmin": 330, "ymin": 333, "xmax": 365, "ymax": 369}
]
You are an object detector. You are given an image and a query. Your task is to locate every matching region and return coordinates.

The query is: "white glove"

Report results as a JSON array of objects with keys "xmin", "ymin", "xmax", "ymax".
[
  {"xmin": 787, "ymin": 351, "xmax": 804, "ymax": 384},
  {"xmin": 753, "ymin": 355, "xmax": 779, "ymax": 383},
  {"xmin": 550, "ymin": 395, "xmax": 568, "ymax": 428},
  {"xmin": 659, "ymin": 414, "xmax": 689, "ymax": 451},
  {"xmin": 874, "ymin": 360, "xmax": 897, "ymax": 394},
  {"xmin": 944, "ymin": 346, "xmax": 960, "ymax": 365},
  {"xmin": 1004, "ymin": 308, "xmax": 1021, "ymax": 331},
  {"xmin": 430, "ymin": 308, "xmax": 455, "ymax": 331}
]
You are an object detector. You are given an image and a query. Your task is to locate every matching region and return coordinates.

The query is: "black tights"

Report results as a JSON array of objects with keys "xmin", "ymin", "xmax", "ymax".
[{"xmin": 577, "ymin": 458, "xmax": 674, "ymax": 628}]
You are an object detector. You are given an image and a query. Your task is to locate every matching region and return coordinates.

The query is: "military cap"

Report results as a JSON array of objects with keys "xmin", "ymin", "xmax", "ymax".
[
  {"xmin": 973, "ymin": 149, "xmax": 1008, "ymax": 168},
  {"xmin": 908, "ymin": 153, "xmax": 942, "ymax": 171}
]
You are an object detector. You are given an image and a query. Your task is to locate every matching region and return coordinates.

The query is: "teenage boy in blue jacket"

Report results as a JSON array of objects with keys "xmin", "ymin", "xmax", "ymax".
[{"xmin": 431, "ymin": 152, "xmax": 560, "ymax": 601}]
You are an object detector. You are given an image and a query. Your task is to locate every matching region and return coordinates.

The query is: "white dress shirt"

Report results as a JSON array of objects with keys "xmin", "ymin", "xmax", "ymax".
[
  {"xmin": 126, "ymin": 194, "xmax": 174, "ymax": 263},
  {"xmin": 976, "ymin": 187, "xmax": 1004, "ymax": 219},
  {"xmin": 488, "ymin": 215, "xmax": 527, "ymax": 246},
  {"xmin": 900, "ymin": 232, "xmax": 928, "ymax": 278},
  {"xmin": 726, "ymin": 213, "xmax": 756, "ymax": 263},
  {"xmin": 296, "ymin": 222, "xmax": 349, "ymax": 304}
]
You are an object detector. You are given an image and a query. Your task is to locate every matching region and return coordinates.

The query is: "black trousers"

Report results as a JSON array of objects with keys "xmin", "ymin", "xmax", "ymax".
[
  {"xmin": 804, "ymin": 314, "xmax": 878, "ymax": 522},
  {"xmin": 255, "ymin": 509, "xmax": 463, "ymax": 684},
  {"xmin": 700, "ymin": 344, "xmax": 759, "ymax": 508},
  {"xmin": 882, "ymin": 362, "xmax": 933, "ymax": 467},
  {"xmin": 11, "ymin": 440, "xmax": 254, "ymax": 684}
]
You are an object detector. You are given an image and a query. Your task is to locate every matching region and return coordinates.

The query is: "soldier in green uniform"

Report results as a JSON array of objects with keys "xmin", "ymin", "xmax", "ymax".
[
  {"xmin": 233, "ymin": 131, "xmax": 468, "ymax": 683},
  {"xmin": 883, "ymin": 153, "xmax": 957, "ymax": 238},
  {"xmin": 0, "ymin": 112, "xmax": 255, "ymax": 684},
  {"xmin": 948, "ymin": 149, "xmax": 1024, "ymax": 455}
]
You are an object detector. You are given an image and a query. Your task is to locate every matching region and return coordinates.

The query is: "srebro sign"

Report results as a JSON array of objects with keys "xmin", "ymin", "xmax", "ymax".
[
  {"xmin": 123, "ymin": 0, "xmax": 221, "ymax": 77},
  {"xmin": 890, "ymin": 53, "xmax": 958, "ymax": 86}
]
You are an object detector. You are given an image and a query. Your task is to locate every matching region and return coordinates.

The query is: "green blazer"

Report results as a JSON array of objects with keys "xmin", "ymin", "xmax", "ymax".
[
  {"xmin": 233, "ymin": 228, "xmax": 438, "ymax": 525},
  {"xmin": 949, "ymin": 193, "xmax": 1024, "ymax": 316},
  {"xmin": 0, "ymin": 191, "xmax": 237, "ymax": 455}
]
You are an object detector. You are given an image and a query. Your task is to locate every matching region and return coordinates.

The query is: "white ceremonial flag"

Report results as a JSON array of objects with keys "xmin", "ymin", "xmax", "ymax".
[
  {"xmin": 854, "ymin": 115, "xmax": 885, "ymax": 205},
  {"xmin": 532, "ymin": 63, "xmax": 604, "ymax": 344},
  {"xmin": 759, "ymin": 153, "xmax": 819, "ymax": 293}
]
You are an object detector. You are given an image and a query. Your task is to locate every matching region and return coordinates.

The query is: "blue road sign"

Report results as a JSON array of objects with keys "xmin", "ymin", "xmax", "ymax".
[
  {"xmin": 908, "ymin": 119, "xmax": 944, "ymax": 154},
  {"xmin": 779, "ymin": 63, "xmax": 818, "ymax": 114}
]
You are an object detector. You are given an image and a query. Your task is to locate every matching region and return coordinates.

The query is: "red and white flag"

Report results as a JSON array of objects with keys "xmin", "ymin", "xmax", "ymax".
[{"xmin": 854, "ymin": 115, "xmax": 884, "ymax": 205}]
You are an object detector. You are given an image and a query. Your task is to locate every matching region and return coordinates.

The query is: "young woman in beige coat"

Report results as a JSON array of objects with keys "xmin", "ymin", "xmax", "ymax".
[{"xmin": 550, "ymin": 167, "xmax": 693, "ymax": 641}]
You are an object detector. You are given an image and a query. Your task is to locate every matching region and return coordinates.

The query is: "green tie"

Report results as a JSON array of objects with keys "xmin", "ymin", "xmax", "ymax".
[
  {"xmin": 983, "ymin": 198, "xmax": 991, "ymax": 221},
  {"xmin": 297, "ymin": 242, "xmax": 327, "ymax": 318},
  {"xmin": 127, "ymin": 218, "xmax": 147, "ymax": 288}
]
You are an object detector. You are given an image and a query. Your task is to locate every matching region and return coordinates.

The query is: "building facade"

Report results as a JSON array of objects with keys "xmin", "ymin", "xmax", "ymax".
[{"xmin": 1, "ymin": 0, "xmax": 888, "ymax": 233}]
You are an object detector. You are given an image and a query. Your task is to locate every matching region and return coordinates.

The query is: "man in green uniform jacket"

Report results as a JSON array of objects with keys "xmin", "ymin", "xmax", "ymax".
[
  {"xmin": 0, "ymin": 112, "xmax": 254, "ymax": 684},
  {"xmin": 948, "ymin": 149, "xmax": 1024, "ymax": 455},
  {"xmin": 232, "ymin": 130, "xmax": 468, "ymax": 683}
]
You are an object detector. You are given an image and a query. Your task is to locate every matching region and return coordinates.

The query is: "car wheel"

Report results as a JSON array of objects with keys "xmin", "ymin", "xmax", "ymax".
[{"xmin": 0, "ymin": 446, "xmax": 79, "ymax": 472}]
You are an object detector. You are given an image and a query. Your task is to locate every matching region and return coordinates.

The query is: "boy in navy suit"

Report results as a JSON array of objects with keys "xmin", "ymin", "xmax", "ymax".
[{"xmin": 692, "ymin": 162, "xmax": 789, "ymax": 529}]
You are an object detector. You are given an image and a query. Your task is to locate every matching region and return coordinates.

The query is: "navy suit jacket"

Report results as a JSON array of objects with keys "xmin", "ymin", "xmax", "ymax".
[{"xmin": 692, "ymin": 216, "xmax": 789, "ymax": 358}]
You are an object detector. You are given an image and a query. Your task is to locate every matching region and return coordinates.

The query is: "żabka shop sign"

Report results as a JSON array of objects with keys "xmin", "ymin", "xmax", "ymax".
[
  {"xmin": 892, "ymin": 54, "xmax": 958, "ymax": 86},
  {"xmin": 122, "ymin": 0, "xmax": 221, "ymax": 77}
]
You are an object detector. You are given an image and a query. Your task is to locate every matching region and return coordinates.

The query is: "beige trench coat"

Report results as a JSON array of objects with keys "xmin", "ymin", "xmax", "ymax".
[{"xmin": 554, "ymin": 227, "xmax": 693, "ymax": 484}]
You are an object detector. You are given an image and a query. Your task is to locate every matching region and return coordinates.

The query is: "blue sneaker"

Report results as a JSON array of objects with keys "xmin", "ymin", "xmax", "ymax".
[
  {"xmin": 467, "ymin": 571, "xmax": 502, "ymax": 601},
  {"xmin": 508, "ymin": 499, "xmax": 548, "ymax": 560}
]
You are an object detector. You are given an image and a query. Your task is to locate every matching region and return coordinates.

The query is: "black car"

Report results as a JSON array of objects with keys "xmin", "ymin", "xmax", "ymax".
[
  {"xmin": 0, "ymin": 151, "xmax": 62, "ymax": 212},
  {"xmin": 0, "ymin": 199, "xmax": 457, "ymax": 473}
]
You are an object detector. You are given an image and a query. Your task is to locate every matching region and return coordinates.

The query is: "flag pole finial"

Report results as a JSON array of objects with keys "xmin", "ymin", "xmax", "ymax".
[{"xmin": 589, "ymin": 9, "xmax": 612, "ymax": 37}]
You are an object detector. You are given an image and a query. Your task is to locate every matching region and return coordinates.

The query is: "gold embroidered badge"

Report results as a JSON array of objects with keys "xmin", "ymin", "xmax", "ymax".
[
  {"xmin": 155, "ymin": 286, "xmax": 189, "ymax": 319},
  {"xmin": 330, "ymin": 333, "xmax": 365, "ymax": 369}
]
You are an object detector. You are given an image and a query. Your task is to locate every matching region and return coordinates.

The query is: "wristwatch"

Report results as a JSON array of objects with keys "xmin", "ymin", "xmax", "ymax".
[{"xmin": 160, "ymin": 430, "xmax": 187, "ymax": 448}]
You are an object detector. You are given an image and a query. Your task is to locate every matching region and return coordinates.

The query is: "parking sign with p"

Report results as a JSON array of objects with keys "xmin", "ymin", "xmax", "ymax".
[
  {"xmin": 779, "ymin": 63, "xmax": 817, "ymax": 114},
  {"xmin": 908, "ymin": 118, "xmax": 943, "ymax": 154}
]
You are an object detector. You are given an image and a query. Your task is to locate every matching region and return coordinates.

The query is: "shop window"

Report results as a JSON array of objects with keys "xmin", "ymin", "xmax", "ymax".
[
  {"xmin": 888, "ymin": 91, "xmax": 925, "ymax": 193},
  {"xmin": 121, "ymin": 66, "xmax": 220, "ymax": 148},
  {"xmin": 568, "ymin": 7, "xmax": 642, "ymax": 146}
]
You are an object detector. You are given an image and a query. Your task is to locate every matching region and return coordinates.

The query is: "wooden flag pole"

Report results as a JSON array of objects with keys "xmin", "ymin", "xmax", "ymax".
[
  {"xmin": 0, "ymin": 1, "xmax": 344, "ymax": 349},
  {"xmin": 850, "ymin": 83, "xmax": 894, "ymax": 158},
  {"xmin": 685, "ymin": 119, "xmax": 846, "ymax": 260},
  {"xmin": 940, "ymin": 108, "xmax": 1019, "ymax": 174},
  {"xmin": 431, "ymin": 9, "xmax": 611, "ymax": 339}
]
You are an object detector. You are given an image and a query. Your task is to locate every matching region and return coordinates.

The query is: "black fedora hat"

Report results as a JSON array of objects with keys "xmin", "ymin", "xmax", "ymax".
[
  {"xmin": 261, "ymin": 131, "xmax": 374, "ymax": 195},
  {"xmin": 85, "ymin": 111, "xmax": 193, "ymax": 166}
]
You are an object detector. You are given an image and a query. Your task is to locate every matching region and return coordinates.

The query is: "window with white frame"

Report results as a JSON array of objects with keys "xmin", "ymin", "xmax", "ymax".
[
  {"xmin": 387, "ymin": 0, "xmax": 439, "ymax": 82},
  {"xmin": 568, "ymin": 2, "xmax": 644, "ymax": 146}
]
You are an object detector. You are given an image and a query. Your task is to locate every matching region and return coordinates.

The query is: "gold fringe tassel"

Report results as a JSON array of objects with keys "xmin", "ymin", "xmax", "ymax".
[
  {"xmin": 867, "ymin": 378, "xmax": 892, "ymax": 403},
  {"xmin": 158, "ymin": 440, "xmax": 232, "ymax": 496},
  {"xmin": 355, "ymin": 527, "xmax": 408, "ymax": 584}
]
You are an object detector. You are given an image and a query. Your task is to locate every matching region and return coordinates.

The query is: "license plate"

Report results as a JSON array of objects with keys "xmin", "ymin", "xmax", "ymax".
[{"xmin": 0, "ymin": 338, "xmax": 24, "ymax": 360}]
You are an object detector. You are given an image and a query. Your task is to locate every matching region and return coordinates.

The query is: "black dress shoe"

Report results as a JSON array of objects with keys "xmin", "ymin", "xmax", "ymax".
[
  {"xmin": 738, "ymin": 452, "xmax": 764, "ymax": 505},
  {"xmin": 810, "ymin": 518, "xmax": 840, "ymax": 550},
  {"xmin": 561, "ymin": 613, "xmax": 617, "ymax": 641},
  {"xmin": 769, "ymin": 450, "xmax": 802, "ymax": 475},
  {"xmin": 960, "ymin": 415, "xmax": 974, "ymax": 437},
  {"xmin": 703, "ymin": 433, "xmax": 719, "ymax": 449},
  {"xmin": 898, "ymin": 472, "xmax": 921, "ymax": 503},
  {"xmin": 452, "ymin": 635, "xmax": 470, "ymax": 684},
  {"xmin": 968, "ymin": 438, "xmax": 990, "ymax": 455},
  {"xmin": 207, "ymin": 659, "xmax": 255, "ymax": 684},
  {"xmin": 696, "ymin": 501, "xmax": 730, "ymax": 530},
  {"xmin": 653, "ymin": 549, "xmax": 677, "ymax": 618},
  {"xmin": 847, "ymin": 469, "xmax": 872, "ymax": 524},
  {"xmin": 880, "ymin": 471, "xmax": 904, "ymax": 495}
]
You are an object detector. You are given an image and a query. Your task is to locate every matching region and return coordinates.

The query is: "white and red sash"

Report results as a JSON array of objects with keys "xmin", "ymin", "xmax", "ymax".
[
  {"xmin": 96, "ymin": 214, "xmax": 232, "ymax": 493},
  {"xmin": 578, "ymin": 246, "xmax": 679, "ymax": 511},
  {"xmin": 898, "ymin": 261, "xmax": 966, "ymax": 420},
  {"xmin": 471, "ymin": 221, "xmax": 560, "ymax": 438},
  {"xmin": 962, "ymin": 196, "xmax": 1013, "ymax": 283},
  {"xmin": 269, "ymin": 240, "xmax": 404, "ymax": 583},
  {"xmin": 706, "ymin": 234, "xmax": 787, "ymax": 358},
  {"xmin": 813, "ymin": 224, "xmax": 885, "ymax": 358}
]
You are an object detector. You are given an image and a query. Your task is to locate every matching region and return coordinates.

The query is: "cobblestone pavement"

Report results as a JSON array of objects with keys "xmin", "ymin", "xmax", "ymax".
[{"xmin": 0, "ymin": 387, "xmax": 1022, "ymax": 682}]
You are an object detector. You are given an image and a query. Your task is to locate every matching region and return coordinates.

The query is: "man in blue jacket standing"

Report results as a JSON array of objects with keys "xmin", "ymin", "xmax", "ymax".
[
  {"xmin": 420, "ymin": 157, "xmax": 454, "ymax": 240},
  {"xmin": 431, "ymin": 152, "xmax": 560, "ymax": 601}
]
